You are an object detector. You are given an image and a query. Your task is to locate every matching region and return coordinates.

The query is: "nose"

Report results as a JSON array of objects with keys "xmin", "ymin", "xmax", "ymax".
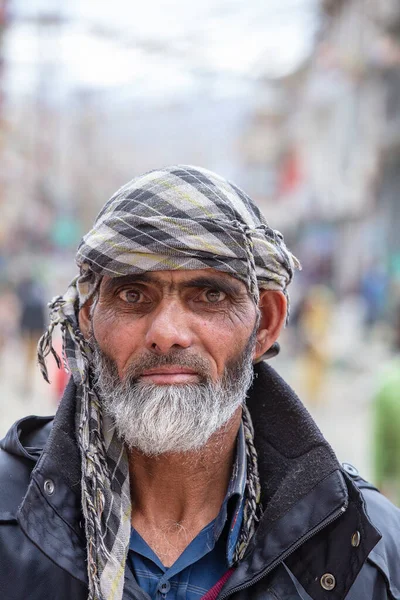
[{"xmin": 145, "ymin": 299, "xmax": 193, "ymax": 354}]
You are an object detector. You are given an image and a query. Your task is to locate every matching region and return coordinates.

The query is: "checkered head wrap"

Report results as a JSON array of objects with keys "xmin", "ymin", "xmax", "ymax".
[{"xmin": 38, "ymin": 165, "xmax": 300, "ymax": 600}]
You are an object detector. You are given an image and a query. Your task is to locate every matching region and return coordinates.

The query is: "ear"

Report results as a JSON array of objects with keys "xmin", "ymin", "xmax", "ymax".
[
  {"xmin": 78, "ymin": 300, "xmax": 93, "ymax": 340},
  {"xmin": 253, "ymin": 290, "xmax": 287, "ymax": 361}
]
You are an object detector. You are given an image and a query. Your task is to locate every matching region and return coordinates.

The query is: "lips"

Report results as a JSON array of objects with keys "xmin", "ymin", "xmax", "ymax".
[
  {"xmin": 140, "ymin": 366, "xmax": 199, "ymax": 384},
  {"xmin": 142, "ymin": 366, "xmax": 198, "ymax": 375}
]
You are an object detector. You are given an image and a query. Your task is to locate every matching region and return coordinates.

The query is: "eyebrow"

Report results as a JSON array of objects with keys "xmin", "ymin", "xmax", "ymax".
[
  {"xmin": 179, "ymin": 276, "xmax": 244, "ymax": 296},
  {"xmin": 103, "ymin": 273, "xmax": 154, "ymax": 294},
  {"xmin": 103, "ymin": 273, "xmax": 245, "ymax": 296}
]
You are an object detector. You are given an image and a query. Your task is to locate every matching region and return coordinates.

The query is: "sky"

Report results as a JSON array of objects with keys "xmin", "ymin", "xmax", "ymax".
[{"xmin": 5, "ymin": 0, "xmax": 319, "ymax": 97}]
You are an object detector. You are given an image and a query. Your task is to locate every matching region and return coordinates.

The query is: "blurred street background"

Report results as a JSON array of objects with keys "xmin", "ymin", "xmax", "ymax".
[{"xmin": 1, "ymin": 0, "xmax": 400, "ymax": 499}]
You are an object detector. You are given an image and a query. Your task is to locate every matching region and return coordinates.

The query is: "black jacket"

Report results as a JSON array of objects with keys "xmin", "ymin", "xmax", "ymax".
[{"xmin": 0, "ymin": 363, "xmax": 399, "ymax": 600}]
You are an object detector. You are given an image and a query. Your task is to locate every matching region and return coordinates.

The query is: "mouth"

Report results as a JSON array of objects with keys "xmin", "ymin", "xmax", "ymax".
[{"xmin": 139, "ymin": 366, "xmax": 200, "ymax": 385}]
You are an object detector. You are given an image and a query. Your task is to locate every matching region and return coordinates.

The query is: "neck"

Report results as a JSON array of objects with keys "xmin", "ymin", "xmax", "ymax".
[{"xmin": 128, "ymin": 406, "xmax": 242, "ymax": 566}]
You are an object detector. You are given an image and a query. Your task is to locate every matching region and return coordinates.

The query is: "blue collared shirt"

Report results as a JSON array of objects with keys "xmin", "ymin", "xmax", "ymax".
[{"xmin": 127, "ymin": 425, "xmax": 246, "ymax": 599}]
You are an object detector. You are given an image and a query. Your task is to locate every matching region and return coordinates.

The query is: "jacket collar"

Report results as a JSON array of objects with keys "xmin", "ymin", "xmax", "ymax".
[
  {"xmin": 17, "ymin": 379, "xmax": 87, "ymax": 585},
  {"xmin": 15, "ymin": 364, "xmax": 381, "ymax": 597},
  {"xmin": 249, "ymin": 362, "xmax": 342, "ymax": 526}
]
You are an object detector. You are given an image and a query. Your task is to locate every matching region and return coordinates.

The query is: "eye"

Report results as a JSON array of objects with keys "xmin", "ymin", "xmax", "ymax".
[
  {"xmin": 199, "ymin": 289, "xmax": 227, "ymax": 304},
  {"xmin": 118, "ymin": 289, "xmax": 148, "ymax": 304}
]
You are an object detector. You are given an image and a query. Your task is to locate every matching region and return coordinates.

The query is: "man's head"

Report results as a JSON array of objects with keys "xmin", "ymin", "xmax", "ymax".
[
  {"xmin": 72, "ymin": 164, "xmax": 298, "ymax": 455},
  {"xmin": 40, "ymin": 165, "xmax": 299, "ymax": 455}
]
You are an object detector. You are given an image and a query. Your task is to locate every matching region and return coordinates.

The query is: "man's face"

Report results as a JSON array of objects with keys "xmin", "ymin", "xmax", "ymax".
[
  {"xmin": 84, "ymin": 269, "xmax": 261, "ymax": 455},
  {"xmin": 90, "ymin": 269, "xmax": 259, "ymax": 385}
]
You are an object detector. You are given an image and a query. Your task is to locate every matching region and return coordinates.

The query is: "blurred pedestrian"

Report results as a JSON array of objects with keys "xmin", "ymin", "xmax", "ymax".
[
  {"xmin": 0, "ymin": 282, "xmax": 19, "ymax": 362},
  {"xmin": 296, "ymin": 284, "xmax": 334, "ymax": 405},
  {"xmin": 360, "ymin": 261, "xmax": 388, "ymax": 329},
  {"xmin": 16, "ymin": 276, "xmax": 46, "ymax": 395},
  {"xmin": 373, "ymin": 305, "xmax": 400, "ymax": 505}
]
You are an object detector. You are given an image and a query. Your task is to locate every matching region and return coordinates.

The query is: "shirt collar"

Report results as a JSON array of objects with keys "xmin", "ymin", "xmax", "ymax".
[
  {"xmin": 227, "ymin": 421, "xmax": 247, "ymax": 499},
  {"xmin": 213, "ymin": 422, "xmax": 247, "ymax": 547}
]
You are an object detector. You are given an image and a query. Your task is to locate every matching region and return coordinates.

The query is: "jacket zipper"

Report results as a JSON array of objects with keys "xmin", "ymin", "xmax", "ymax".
[{"xmin": 218, "ymin": 500, "xmax": 348, "ymax": 599}]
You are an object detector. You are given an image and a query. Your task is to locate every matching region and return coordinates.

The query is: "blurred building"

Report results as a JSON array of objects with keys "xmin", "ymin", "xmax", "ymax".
[
  {"xmin": 0, "ymin": 0, "xmax": 9, "ymax": 244},
  {"xmin": 239, "ymin": 0, "xmax": 400, "ymax": 318},
  {"xmin": 371, "ymin": 0, "xmax": 400, "ymax": 292}
]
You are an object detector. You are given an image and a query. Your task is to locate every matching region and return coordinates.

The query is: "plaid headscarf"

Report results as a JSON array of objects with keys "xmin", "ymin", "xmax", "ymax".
[{"xmin": 38, "ymin": 165, "xmax": 300, "ymax": 600}]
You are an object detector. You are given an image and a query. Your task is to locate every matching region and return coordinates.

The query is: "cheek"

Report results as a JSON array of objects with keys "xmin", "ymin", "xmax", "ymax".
[
  {"xmin": 92, "ymin": 308, "xmax": 139, "ymax": 368},
  {"xmin": 197, "ymin": 314, "xmax": 254, "ymax": 374}
]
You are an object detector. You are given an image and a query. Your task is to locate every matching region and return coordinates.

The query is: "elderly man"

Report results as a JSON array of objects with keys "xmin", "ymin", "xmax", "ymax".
[{"xmin": 0, "ymin": 166, "xmax": 399, "ymax": 600}]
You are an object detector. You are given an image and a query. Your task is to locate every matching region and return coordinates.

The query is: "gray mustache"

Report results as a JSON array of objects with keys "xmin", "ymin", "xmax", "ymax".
[{"xmin": 123, "ymin": 351, "xmax": 211, "ymax": 381}]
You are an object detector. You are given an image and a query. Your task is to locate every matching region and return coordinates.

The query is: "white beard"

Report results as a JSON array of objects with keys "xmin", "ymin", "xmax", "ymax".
[{"xmin": 91, "ymin": 336, "xmax": 256, "ymax": 456}]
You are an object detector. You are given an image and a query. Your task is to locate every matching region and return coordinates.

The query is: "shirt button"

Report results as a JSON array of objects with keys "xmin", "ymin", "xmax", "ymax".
[{"xmin": 158, "ymin": 581, "xmax": 171, "ymax": 594}]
